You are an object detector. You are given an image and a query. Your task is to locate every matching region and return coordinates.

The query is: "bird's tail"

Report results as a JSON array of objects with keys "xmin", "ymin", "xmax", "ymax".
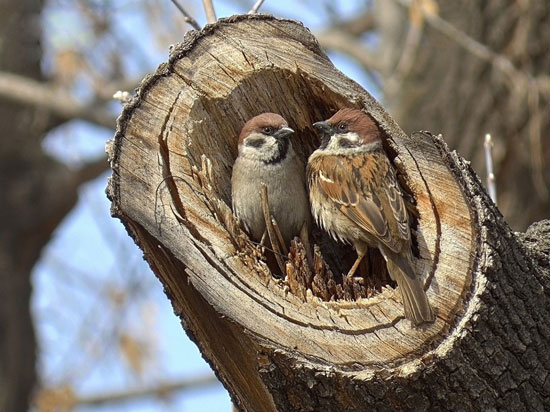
[{"xmin": 386, "ymin": 250, "xmax": 435, "ymax": 325}]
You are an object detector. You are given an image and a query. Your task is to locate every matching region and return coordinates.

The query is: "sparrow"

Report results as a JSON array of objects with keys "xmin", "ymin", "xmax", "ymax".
[
  {"xmin": 231, "ymin": 113, "xmax": 310, "ymax": 248},
  {"xmin": 307, "ymin": 108, "xmax": 435, "ymax": 325}
]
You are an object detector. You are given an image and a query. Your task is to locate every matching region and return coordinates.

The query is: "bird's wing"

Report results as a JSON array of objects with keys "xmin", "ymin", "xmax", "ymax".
[
  {"xmin": 380, "ymin": 158, "xmax": 411, "ymax": 243},
  {"xmin": 312, "ymin": 152, "xmax": 409, "ymax": 253}
]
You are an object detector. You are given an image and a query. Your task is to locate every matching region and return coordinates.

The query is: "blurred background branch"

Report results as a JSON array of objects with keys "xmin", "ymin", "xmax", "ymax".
[{"xmin": 0, "ymin": 71, "xmax": 116, "ymax": 128}]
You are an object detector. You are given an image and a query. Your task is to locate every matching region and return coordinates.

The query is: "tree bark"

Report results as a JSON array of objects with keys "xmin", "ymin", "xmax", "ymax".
[{"xmin": 108, "ymin": 15, "xmax": 550, "ymax": 411}]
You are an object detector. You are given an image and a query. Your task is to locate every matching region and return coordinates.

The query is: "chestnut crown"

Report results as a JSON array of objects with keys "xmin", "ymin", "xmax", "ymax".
[
  {"xmin": 238, "ymin": 113, "xmax": 289, "ymax": 145},
  {"xmin": 327, "ymin": 108, "xmax": 380, "ymax": 143}
]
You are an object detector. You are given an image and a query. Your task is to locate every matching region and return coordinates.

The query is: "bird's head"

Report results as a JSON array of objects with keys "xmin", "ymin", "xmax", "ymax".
[
  {"xmin": 313, "ymin": 108, "xmax": 381, "ymax": 152},
  {"xmin": 237, "ymin": 113, "xmax": 294, "ymax": 164}
]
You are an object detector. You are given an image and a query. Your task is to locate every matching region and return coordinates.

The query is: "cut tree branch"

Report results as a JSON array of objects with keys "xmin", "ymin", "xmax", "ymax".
[
  {"xmin": 0, "ymin": 71, "xmax": 116, "ymax": 129},
  {"xmin": 109, "ymin": 14, "xmax": 550, "ymax": 412}
]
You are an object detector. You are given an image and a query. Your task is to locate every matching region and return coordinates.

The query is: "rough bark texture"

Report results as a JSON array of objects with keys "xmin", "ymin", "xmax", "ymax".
[
  {"xmin": 108, "ymin": 15, "xmax": 550, "ymax": 411},
  {"xmin": 377, "ymin": 0, "xmax": 550, "ymax": 231}
]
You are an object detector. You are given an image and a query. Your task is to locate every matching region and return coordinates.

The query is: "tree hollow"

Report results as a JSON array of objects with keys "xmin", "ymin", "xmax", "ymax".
[{"xmin": 108, "ymin": 15, "xmax": 479, "ymax": 411}]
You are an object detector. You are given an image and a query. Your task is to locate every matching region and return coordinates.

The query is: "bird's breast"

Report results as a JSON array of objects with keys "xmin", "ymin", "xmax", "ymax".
[{"xmin": 232, "ymin": 154, "xmax": 309, "ymax": 244}]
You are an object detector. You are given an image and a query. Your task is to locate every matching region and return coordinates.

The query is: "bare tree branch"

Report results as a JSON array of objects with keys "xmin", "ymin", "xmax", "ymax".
[
  {"xmin": 384, "ymin": 3, "xmax": 424, "ymax": 98},
  {"xmin": 393, "ymin": 0, "xmax": 550, "ymax": 97},
  {"xmin": 331, "ymin": 11, "xmax": 376, "ymax": 36},
  {"xmin": 170, "ymin": 0, "xmax": 201, "ymax": 30},
  {"xmin": 74, "ymin": 157, "xmax": 109, "ymax": 186},
  {"xmin": 315, "ymin": 30, "xmax": 381, "ymax": 71},
  {"xmin": 0, "ymin": 71, "xmax": 116, "ymax": 129},
  {"xmin": 248, "ymin": 0, "xmax": 266, "ymax": 14},
  {"xmin": 393, "ymin": 0, "xmax": 550, "ymax": 201},
  {"xmin": 35, "ymin": 374, "xmax": 220, "ymax": 409},
  {"xmin": 77, "ymin": 374, "xmax": 219, "ymax": 406},
  {"xmin": 202, "ymin": 0, "xmax": 217, "ymax": 24}
]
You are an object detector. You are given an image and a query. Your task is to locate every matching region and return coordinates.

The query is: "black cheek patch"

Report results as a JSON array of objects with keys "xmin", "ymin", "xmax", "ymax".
[
  {"xmin": 338, "ymin": 138, "xmax": 355, "ymax": 148},
  {"xmin": 246, "ymin": 137, "xmax": 265, "ymax": 148}
]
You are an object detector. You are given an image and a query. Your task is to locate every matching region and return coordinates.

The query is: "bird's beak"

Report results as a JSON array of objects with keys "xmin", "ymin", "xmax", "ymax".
[
  {"xmin": 313, "ymin": 121, "xmax": 332, "ymax": 149},
  {"xmin": 274, "ymin": 126, "xmax": 294, "ymax": 139},
  {"xmin": 313, "ymin": 121, "xmax": 331, "ymax": 135}
]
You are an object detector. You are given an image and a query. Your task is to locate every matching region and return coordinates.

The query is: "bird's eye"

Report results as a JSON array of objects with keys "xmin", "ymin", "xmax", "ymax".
[
  {"xmin": 338, "ymin": 123, "xmax": 348, "ymax": 132},
  {"xmin": 262, "ymin": 126, "xmax": 274, "ymax": 135}
]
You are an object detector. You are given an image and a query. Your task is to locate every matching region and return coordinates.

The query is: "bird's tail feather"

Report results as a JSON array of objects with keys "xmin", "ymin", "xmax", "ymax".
[{"xmin": 386, "ymin": 252, "xmax": 435, "ymax": 325}]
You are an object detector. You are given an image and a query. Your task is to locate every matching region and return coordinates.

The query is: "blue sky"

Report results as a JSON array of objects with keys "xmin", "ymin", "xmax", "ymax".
[{"xmin": 33, "ymin": 1, "xmax": 377, "ymax": 411}]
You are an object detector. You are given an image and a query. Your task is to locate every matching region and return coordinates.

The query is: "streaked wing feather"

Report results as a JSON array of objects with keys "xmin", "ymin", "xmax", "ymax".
[
  {"xmin": 384, "ymin": 169, "xmax": 410, "ymax": 241},
  {"xmin": 315, "ymin": 154, "xmax": 402, "ymax": 252}
]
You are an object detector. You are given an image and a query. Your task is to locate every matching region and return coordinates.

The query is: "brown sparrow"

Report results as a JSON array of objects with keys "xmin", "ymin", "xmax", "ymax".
[
  {"xmin": 308, "ymin": 108, "xmax": 435, "ymax": 325},
  {"xmin": 231, "ymin": 113, "xmax": 310, "ymax": 248}
]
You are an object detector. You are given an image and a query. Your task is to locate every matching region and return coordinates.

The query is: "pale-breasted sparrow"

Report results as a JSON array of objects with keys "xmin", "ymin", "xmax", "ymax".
[{"xmin": 231, "ymin": 113, "xmax": 310, "ymax": 248}]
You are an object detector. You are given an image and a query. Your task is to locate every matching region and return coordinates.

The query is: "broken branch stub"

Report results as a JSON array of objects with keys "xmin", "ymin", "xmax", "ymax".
[{"xmin": 108, "ymin": 15, "xmax": 477, "ymax": 411}]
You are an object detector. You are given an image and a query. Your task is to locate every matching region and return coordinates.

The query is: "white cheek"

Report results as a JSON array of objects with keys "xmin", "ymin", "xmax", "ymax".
[
  {"xmin": 240, "ymin": 135, "xmax": 278, "ymax": 160},
  {"xmin": 327, "ymin": 132, "xmax": 360, "ymax": 149},
  {"xmin": 338, "ymin": 132, "xmax": 361, "ymax": 143}
]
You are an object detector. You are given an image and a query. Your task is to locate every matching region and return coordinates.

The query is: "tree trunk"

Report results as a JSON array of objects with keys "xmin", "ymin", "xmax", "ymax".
[
  {"xmin": 108, "ymin": 15, "xmax": 550, "ymax": 411},
  {"xmin": 0, "ymin": 1, "xmax": 42, "ymax": 410}
]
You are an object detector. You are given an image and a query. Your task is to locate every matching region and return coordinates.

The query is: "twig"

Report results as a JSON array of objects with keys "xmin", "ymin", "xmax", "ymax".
[
  {"xmin": 248, "ymin": 0, "xmax": 266, "ymax": 14},
  {"xmin": 395, "ymin": 0, "xmax": 550, "ymax": 204},
  {"xmin": 385, "ymin": 2, "xmax": 424, "ymax": 97},
  {"xmin": 202, "ymin": 0, "xmax": 217, "ymax": 24},
  {"xmin": 391, "ymin": 0, "xmax": 433, "ymax": 82},
  {"xmin": 271, "ymin": 218, "xmax": 288, "ymax": 256},
  {"xmin": 170, "ymin": 0, "xmax": 201, "ymax": 30},
  {"xmin": 483, "ymin": 134, "xmax": 497, "ymax": 205},
  {"xmin": 260, "ymin": 184, "xmax": 286, "ymax": 274},
  {"xmin": 395, "ymin": 0, "xmax": 550, "ymax": 201}
]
